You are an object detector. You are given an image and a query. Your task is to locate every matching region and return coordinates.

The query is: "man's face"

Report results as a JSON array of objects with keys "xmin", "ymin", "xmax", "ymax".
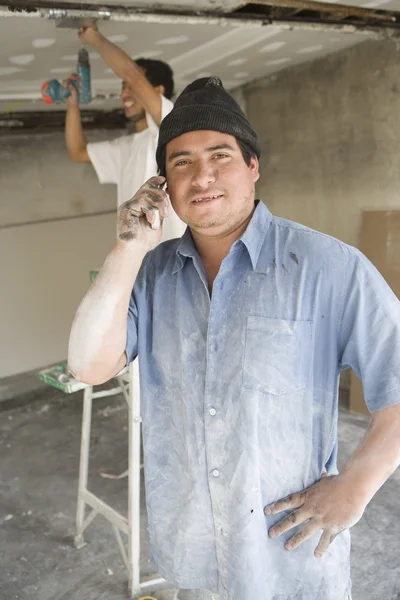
[
  {"xmin": 120, "ymin": 77, "xmax": 146, "ymax": 122},
  {"xmin": 165, "ymin": 131, "xmax": 259, "ymax": 237}
]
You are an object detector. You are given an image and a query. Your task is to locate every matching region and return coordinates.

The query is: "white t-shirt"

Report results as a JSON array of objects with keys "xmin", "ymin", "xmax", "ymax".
[{"xmin": 87, "ymin": 96, "xmax": 186, "ymax": 242}]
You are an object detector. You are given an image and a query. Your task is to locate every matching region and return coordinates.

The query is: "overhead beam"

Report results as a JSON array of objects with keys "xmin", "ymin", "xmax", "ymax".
[
  {"xmin": 249, "ymin": 0, "xmax": 395, "ymax": 22},
  {"xmin": 0, "ymin": 0, "xmax": 399, "ymax": 33}
]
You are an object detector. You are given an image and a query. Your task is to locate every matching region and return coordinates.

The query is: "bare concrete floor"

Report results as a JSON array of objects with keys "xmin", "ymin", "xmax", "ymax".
[{"xmin": 1, "ymin": 387, "xmax": 399, "ymax": 600}]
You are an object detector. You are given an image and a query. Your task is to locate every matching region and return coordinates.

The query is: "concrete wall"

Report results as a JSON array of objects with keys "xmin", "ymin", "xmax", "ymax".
[
  {"xmin": 0, "ymin": 130, "xmax": 123, "ymax": 378},
  {"xmin": 244, "ymin": 37, "xmax": 400, "ymax": 391},
  {"xmin": 1, "ymin": 131, "xmax": 120, "ymax": 227},
  {"xmin": 245, "ymin": 37, "xmax": 400, "ymax": 248}
]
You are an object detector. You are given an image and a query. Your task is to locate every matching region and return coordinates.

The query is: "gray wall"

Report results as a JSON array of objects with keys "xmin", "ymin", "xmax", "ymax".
[
  {"xmin": 243, "ymin": 38, "xmax": 400, "ymax": 390},
  {"xmin": 1, "ymin": 131, "xmax": 121, "ymax": 227},
  {"xmin": 1, "ymin": 130, "xmax": 123, "ymax": 378},
  {"xmin": 245, "ymin": 38, "xmax": 400, "ymax": 248}
]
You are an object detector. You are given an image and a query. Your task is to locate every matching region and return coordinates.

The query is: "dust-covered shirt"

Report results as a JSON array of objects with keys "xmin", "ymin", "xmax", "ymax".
[{"xmin": 126, "ymin": 201, "xmax": 400, "ymax": 600}]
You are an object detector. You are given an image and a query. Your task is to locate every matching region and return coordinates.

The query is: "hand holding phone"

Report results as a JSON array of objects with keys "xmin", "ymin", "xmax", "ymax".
[{"xmin": 118, "ymin": 176, "xmax": 168, "ymax": 245}]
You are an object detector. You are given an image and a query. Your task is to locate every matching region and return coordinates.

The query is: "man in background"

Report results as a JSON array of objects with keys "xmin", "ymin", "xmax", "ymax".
[{"xmin": 64, "ymin": 22, "xmax": 185, "ymax": 241}]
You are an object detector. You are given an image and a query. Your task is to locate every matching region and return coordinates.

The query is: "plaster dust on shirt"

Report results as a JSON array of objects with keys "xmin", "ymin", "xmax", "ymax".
[{"xmin": 124, "ymin": 201, "xmax": 400, "ymax": 600}]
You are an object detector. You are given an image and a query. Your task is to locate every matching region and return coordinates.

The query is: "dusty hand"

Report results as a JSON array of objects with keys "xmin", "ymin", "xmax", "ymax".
[
  {"xmin": 118, "ymin": 176, "xmax": 168, "ymax": 247},
  {"xmin": 78, "ymin": 21, "xmax": 99, "ymax": 45},
  {"xmin": 264, "ymin": 474, "xmax": 366, "ymax": 557},
  {"xmin": 62, "ymin": 75, "xmax": 79, "ymax": 106}
]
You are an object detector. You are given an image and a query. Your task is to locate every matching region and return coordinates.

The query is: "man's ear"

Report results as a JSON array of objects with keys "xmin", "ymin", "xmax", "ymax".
[
  {"xmin": 155, "ymin": 84, "xmax": 165, "ymax": 96},
  {"xmin": 250, "ymin": 156, "xmax": 260, "ymax": 184}
]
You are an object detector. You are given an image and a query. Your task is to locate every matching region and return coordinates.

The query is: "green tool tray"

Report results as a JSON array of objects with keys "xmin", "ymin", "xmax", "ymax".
[
  {"xmin": 39, "ymin": 362, "xmax": 88, "ymax": 394},
  {"xmin": 89, "ymin": 269, "xmax": 99, "ymax": 283}
]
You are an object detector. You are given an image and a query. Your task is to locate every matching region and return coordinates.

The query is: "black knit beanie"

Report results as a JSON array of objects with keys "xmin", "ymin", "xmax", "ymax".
[{"xmin": 156, "ymin": 76, "xmax": 261, "ymax": 173}]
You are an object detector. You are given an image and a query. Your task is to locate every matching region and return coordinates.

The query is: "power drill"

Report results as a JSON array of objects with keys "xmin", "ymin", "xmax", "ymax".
[{"xmin": 42, "ymin": 48, "xmax": 91, "ymax": 105}]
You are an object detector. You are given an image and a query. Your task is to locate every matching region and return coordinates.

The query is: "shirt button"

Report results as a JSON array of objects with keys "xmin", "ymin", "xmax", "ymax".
[
  {"xmin": 209, "ymin": 408, "xmax": 217, "ymax": 416},
  {"xmin": 212, "ymin": 469, "xmax": 220, "ymax": 478}
]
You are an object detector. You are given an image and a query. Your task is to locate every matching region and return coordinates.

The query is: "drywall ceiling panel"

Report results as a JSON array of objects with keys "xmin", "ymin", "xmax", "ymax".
[
  {"xmin": 0, "ymin": 0, "xmax": 397, "ymax": 111},
  {"xmin": 183, "ymin": 27, "xmax": 372, "ymax": 86}
]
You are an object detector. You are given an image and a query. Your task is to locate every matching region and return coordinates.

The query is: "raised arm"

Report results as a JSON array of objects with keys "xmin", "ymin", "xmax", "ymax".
[
  {"xmin": 68, "ymin": 175, "xmax": 169, "ymax": 384},
  {"xmin": 79, "ymin": 24, "xmax": 164, "ymax": 125},
  {"xmin": 64, "ymin": 80, "xmax": 91, "ymax": 163}
]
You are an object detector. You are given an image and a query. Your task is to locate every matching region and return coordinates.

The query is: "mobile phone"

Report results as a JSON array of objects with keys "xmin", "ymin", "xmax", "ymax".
[{"xmin": 151, "ymin": 180, "xmax": 167, "ymax": 230}]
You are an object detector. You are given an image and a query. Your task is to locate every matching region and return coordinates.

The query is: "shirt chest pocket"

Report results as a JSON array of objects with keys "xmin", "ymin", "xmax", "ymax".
[{"xmin": 243, "ymin": 316, "xmax": 313, "ymax": 396}]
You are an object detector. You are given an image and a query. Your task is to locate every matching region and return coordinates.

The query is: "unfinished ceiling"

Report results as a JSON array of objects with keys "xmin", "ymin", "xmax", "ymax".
[{"xmin": 0, "ymin": 0, "xmax": 399, "ymax": 115}]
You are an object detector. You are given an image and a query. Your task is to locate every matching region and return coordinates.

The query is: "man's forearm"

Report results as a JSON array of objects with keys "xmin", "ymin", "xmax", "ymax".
[
  {"xmin": 65, "ymin": 103, "xmax": 87, "ymax": 160},
  {"xmin": 68, "ymin": 241, "xmax": 148, "ymax": 384},
  {"xmin": 340, "ymin": 402, "xmax": 400, "ymax": 503},
  {"xmin": 85, "ymin": 29, "xmax": 141, "ymax": 84}
]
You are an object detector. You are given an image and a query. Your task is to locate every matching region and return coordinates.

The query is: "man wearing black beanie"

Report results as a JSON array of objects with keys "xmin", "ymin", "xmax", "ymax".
[{"xmin": 69, "ymin": 77, "xmax": 400, "ymax": 600}]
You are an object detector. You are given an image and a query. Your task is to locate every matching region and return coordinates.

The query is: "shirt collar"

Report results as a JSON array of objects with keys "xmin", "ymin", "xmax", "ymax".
[
  {"xmin": 172, "ymin": 228, "xmax": 198, "ymax": 275},
  {"xmin": 172, "ymin": 200, "xmax": 272, "ymax": 275},
  {"xmin": 237, "ymin": 200, "xmax": 272, "ymax": 272}
]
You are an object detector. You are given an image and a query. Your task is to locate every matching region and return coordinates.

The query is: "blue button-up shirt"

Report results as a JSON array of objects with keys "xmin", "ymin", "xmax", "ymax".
[{"xmin": 126, "ymin": 201, "xmax": 400, "ymax": 600}]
